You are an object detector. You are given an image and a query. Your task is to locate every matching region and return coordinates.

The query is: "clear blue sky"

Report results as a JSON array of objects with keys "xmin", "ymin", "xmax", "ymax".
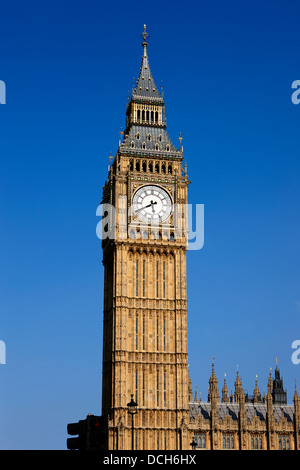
[{"xmin": 0, "ymin": 0, "xmax": 299, "ymax": 449}]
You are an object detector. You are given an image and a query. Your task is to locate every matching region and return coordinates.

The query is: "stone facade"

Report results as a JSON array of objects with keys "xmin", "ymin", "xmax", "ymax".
[
  {"xmin": 188, "ymin": 364, "xmax": 300, "ymax": 450},
  {"xmin": 101, "ymin": 26, "xmax": 190, "ymax": 450},
  {"xmin": 99, "ymin": 26, "xmax": 300, "ymax": 450}
]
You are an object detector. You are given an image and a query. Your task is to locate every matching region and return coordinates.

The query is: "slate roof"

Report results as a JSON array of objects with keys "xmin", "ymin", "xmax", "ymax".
[
  {"xmin": 132, "ymin": 34, "xmax": 163, "ymax": 102},
  {"xmin": 189, "ymin": 402, "xmax": 294, "ymax": 423},
  {"xmin": 122, "ymin": 125, "xmax": 179, "ymax": 157}
]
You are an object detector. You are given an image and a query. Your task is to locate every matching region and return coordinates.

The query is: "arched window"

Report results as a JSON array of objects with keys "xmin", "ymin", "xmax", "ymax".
[
  {"xmin": 142, "ymin": 142, "xmax": 146, "ymax": 150},
  {"xmin": 146, "ymin": 110, "xmax": 149, "ymax": 122},
  {"xmin": 131, "ymin": 141, "xmax": 135, "ymax": 149},
  {"xmin": 142, "ymin": 110, "xmax": 145, "ymax": 122},
  {"xmin": 136, "ymin": 161, "xmax": 140, "ymax": 171},
  {"xmin": 155, "ymin": 163, "xmax": 159, "ymax": 173},
  {"xmin": 129, "ymin": 160, "xmax": 134, "ymax": 171},
  {"xmin": 142, "ymin": 161, "xmax": 146, "ymax": 172},
  {"xmin": 155, "ymin": 111, "xmax": 158, "ymax": 123},
  {"xmin": 161, "ymin": 164, "xmax": 166, "ymax": 174},
  {"xmin": 151, "ymin": 111, "xmax": 154, "ymax": 122},
  {"xmin": 168, "ymin": 164, "xmax": 172, "ymax": 174},
  {"xmin": 149, "ymin": 162, "xmax": 153, "ymax": 173}
]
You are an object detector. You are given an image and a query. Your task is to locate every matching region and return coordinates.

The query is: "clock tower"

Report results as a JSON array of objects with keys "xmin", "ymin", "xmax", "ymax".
[{"xmin": 101, "ymin": 26, "xmax": 190, "ymax": 450}]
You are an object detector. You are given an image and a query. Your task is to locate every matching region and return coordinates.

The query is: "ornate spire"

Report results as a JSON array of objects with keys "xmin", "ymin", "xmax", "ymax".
[
  {"xmin": 253, "ymin": 375, "xmax": 262, "ymax": 403},
  {"xmin": 272, "ymin": 361, "xmax": 287, "ymax": 404},
  {"xmin": 234, "ymin": 370, "xmax": 243, "ymax": 403},
  {"xmin": 208, "ymin": 360, "xmax": 219, "ymax": 402},
  {"xmin": 132, "ymin": 25, "xmax": 162, "ymax": 101},
  {"xmin": 294, "ymin": 381, "xmax": 300, "ymax": 405},
  {"xmin": 221, "ymin": 374, "xmax": 229, "ymax": 403}
]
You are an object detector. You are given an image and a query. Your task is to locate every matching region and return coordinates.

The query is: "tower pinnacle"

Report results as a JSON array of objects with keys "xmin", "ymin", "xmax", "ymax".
[{"xmin": 141, "ymin": 24, "xmax": 150, "ymax": 46}]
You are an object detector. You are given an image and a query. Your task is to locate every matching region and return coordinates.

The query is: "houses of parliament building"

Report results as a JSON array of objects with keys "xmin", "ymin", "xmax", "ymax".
[{"xmin": 99, "ymin": 26, "xmax": 300, "ymax": 450}]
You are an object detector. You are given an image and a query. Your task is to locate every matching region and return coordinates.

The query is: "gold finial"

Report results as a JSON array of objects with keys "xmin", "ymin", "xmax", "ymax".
[
  {"xmin": 179, "ymin": 132, "xmax": 183, "ymax": 153},
  {"xmin": 119, "ymin": 127, "xmax": 123, "ymax": 146},
  {"xmin": 141, "ymin": 24, "xmax": 150, "ymax": 45},
  {"xmin": 109, "ymin": 152, "xmax": 113, "ymax": 163}
]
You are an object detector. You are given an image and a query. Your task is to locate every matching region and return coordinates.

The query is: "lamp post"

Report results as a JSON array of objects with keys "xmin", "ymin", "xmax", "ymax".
[
  {"xmin": 127, "ymin": 394, "xmax": 138, "ymax": 450},
  {"xmin": 190, "ymin": 437, "xmax": 197, "ymax": 451}
]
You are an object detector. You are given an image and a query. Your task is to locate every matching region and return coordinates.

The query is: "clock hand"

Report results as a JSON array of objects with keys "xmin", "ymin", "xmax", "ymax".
[{"xmin": 135, "ymin": 200, "xmax": 157, "ymax": 213}]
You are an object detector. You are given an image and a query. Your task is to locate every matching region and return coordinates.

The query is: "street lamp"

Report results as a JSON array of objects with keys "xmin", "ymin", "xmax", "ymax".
[
  {"xmin": 127, "ymin": 394, "xmax": 138, "ymax": 450},
  {"xmin": 190, "ymin": 437, "xmax": 197, "ymax": 450}
]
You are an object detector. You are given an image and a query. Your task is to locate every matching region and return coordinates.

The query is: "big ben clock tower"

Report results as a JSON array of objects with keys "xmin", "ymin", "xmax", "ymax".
[{"xmin": 101, "ymin": 26, "xmax": 190, "ymax": 450}]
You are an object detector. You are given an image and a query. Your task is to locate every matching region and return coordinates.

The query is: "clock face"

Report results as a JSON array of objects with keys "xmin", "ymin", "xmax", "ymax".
[{"xmin": 132, "ymin": 185, "xmax": 172, "ymax": 223}]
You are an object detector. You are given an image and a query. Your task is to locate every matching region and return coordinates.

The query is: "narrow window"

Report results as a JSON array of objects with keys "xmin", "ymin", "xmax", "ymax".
[
  {"xmin": 135, "ymin": 370, "xmax": 138, "ymax": 402},
  {"xmin": 143, "ymin": 260, "xmax": 145, "ymax": 297},
  {"xmin": 156, "ymin": 317, "xmax": 159, "ymax": 351},
  {"xmin": 136, "ymin": 260, "xmax": 139, "ymax": 296},
  {"xmin": 163, "ymin": 318, "xmax": 166, "ymax": 351},
  {"xmin": 163, "ymin": 261, "xmax": 166, "ymax": 298},
  {"xmin": 157, "ymin": 371, "xmax": 159, "ymax": 406},
  {"xmin": 156, "ymin": 261, "xmax": 159, "ymax": 297},
  {"xmin": 142, "ymin": 316, "xmax": 145, "ymax": 350},
  {"xmin": 142, "ymin": 371, "xmax": 145, "ymax": 406},
  {"xmin": 136, "ymin": 316, "xmax": 138, "ymax": 349},
  {"xmin": 163, "ymin": 371, "xmax": 166, "ymax": 407}
]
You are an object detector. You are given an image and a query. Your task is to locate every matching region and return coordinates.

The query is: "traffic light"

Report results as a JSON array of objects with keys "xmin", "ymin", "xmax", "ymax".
[
  {"xmin": 67, "ymin": 415, "xmax": 105, "ymax": 450},
  {"xmin": 67, "ymin": 419, "xmax": 86, "ymax": 450},
  {"xmin": 86, "ymin": 415, "xmax": 104, "ymax": 450}
]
